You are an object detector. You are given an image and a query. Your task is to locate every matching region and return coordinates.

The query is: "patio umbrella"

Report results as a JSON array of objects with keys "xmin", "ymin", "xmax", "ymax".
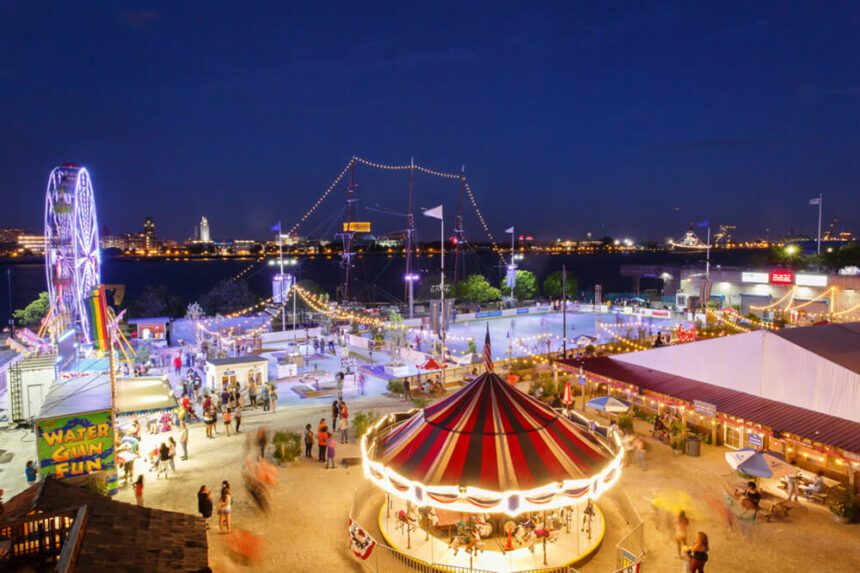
[
  {"xmin": 724, "ymin": 448, "xmax": 791, "ymax": 478},
  {"xmin": 586, "ymin": 395, "xmax": 631, "ymax": 413},
  {"xmin": 561, "ymin": 380, "xmax": 573, "ymax": 407}
]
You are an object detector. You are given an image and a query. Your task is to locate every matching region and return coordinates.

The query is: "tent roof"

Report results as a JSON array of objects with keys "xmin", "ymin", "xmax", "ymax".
[
  {"xmin": 775, "ymin": 322, "xmax": 860, "ymax": 375},
  {"xmin": 38, "ymin": 374, "xmax": 176, "ymax": 419},
  {"xmin": 609, "ymin": 327, "xmax": 860, "ymax": 424},
  {"xmin": 559, "ymin": 356, "xmax": 860, "ymax": 454},
  {"xmin": 368, "ymin": 372, "xmax": 613, "ymax": 491}
]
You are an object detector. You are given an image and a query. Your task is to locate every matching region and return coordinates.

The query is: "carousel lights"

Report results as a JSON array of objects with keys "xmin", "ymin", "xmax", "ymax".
[{"xmin": 360, "ymin": 414, "xmax": 625, "ymax": 516}]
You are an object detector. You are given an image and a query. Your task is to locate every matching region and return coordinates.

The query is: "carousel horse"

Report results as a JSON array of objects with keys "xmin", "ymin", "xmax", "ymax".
[
  {"xmin": 418, "ymin": 506, "xmax": 439, "ymax": 530},
  {"xmin": 396, "ymin": 506, "xmax": 418, "ymax": 534},
  {"xmin": 448, "ymin": 532, "xmax": 485, "ymax": 556},
  {"xmin": 471, "ymin": 514, "xmax": 493, "ymax": 539}
]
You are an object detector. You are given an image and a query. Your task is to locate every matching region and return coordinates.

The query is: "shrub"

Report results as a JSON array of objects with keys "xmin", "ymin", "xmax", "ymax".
[
  {"xmin": 617, "ymin": 413, "xmax": 634, "ymax": 434},
  {"xmin": 353, "ymin": 411, "xmax": 381, "ymax": 439},
  {"xmin": 272, "ymin": 431, "xmax": 302, "ymax": 463},
  {"xmin": 829, "ymin": 487, "xmax": 857, "ymax": 521},
  {"xmin": 387, "ymin": 379, "xmax": 404, "ymax": 397},
  {"xmin": 412, "ymin": 397, "xmax": 429, "ymax": 409},
  {"xmin": 584, "ymin": 344, "xmax": 595, "ymax": 356}
]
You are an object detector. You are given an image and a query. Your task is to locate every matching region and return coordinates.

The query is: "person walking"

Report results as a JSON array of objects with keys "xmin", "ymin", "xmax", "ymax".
[
  {"xmin": 179, "ymin": 422, "xmax": 189, "ymax": 460},
  {"xmin": 173, "ymin": 353, "xmax": 182, "ymax": 376},
  {"xmin": 261, "ymin": 384, "xmax": 270, "ymax": 412},
  {"xmin": 198, "ymin": 485, "xmax": 213, "ymax": 529},
  {"xmin": 317, "ymin": 419, "xmax": 328, "ymax": 462},
  {"xmin": 269, "ymin": 384, "xmax": 278, "ymax": 413},
  {"xmin": 25, "ymin": 461, "xmax": 38, "ymax": 483},
  {"xmin": 248, "ymin": 381, "xmax": 257, "ymax": 408},
  {"xmin": 688, "ymin": 531, "xmax": 709, "ymax": 573},
  {"xmin": 785, "ymin": 470, "xmax": 800, "ymax": 502},
  {"xmin": 255, "ymin": 427, "xmax": 268, "ymax": 459},
  {"xmin": 234, "ymin": 403, "xmax": 243, "ymax": 433},
  {"xmin": 218, "ymin": 484, "xmax": 233, "ymax": 534},
  {"xmin": 326, "ymin": 432, "xmax": 336, "ymax": 469},
  {"xmin": 403, "ymin": 379, "xmax": 412, "ymax": 401},
  {"xmin": 674, "ymin": 510, "xmax": 690, "ymax": 558},
  {"xmin": 134, "ymin": 475, "xmax": 144, "ymax": 506},
  {"xmin": 358, "ymin": 372, "xmax": 366, "ymax": 396},
  {"xmin": 168, "ymin": 437, "xmax": 177, "ymax": 474},
  {"xmin": 158, "ymin": 442, "xmax": 170, "ymax": 479},
  {"xmin": 304, "ymin": 424, "xmax": 314, "ymax": 458},
  {"xmin": 338, "ymin": 411, "xmax": 349, "ymax": 444},
  {"xmin": 331, "ymin": 401, "xmax": 340, "ymax": 428},
  {"xmin": 204, "ymin": 407, "xmax": 215, "ymax": 438},
  {"xmin": 223, "ymin": 408, "xmax": 232, "ymax": 437}
]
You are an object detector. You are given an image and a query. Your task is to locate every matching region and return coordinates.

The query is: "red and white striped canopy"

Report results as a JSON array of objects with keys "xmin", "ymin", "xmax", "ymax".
[{"xmin": 369, "ymin": 372, "xmax": 614, "ymax": 492}]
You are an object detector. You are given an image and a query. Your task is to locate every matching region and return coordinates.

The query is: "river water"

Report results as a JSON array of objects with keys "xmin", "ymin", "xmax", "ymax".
[{"xmin": 0, "ymin": 249, "xmax": 767, "ymax": 325}]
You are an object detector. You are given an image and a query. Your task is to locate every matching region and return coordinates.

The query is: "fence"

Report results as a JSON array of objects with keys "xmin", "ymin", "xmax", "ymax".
[{"xmin": 608, "ymin": 491, "xmax": 645, "ymax": 569}]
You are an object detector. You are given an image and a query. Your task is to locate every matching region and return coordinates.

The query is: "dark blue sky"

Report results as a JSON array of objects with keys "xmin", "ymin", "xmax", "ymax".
[{"xmin": 2, "ymin": 2, "xmax": 860, "ymax": 242}]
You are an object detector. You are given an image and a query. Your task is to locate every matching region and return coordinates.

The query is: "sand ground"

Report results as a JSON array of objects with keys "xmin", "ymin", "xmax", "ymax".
[{"xmin": 111, "ymin": 384, "xmax": 860, "ymax": 573}]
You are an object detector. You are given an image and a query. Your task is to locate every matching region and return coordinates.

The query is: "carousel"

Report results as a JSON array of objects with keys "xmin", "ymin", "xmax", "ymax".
[{"xmin": 361, "ymin": 369, "xmax": 624, "ymax": 571}]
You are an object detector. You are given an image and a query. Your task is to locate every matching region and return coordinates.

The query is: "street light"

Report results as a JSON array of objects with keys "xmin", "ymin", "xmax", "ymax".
[{"xmin": 785, "ymin": 245, "xmax": 799, "ymax": 256}]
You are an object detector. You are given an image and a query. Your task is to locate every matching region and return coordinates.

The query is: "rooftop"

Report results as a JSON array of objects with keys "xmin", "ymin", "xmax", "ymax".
[{"xmin": 206, "ymin": 355, "xmax": 268, "ymax": 366}]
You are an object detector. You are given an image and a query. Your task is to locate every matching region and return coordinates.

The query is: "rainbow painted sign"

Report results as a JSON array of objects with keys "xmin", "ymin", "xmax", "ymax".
[{"xmin": 37, "ymin": 410, "xmax": 115, "ymax": 480}]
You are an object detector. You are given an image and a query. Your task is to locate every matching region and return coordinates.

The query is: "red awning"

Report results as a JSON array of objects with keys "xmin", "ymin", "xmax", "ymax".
[
  {"xmin": 557, "ymin": 356, "xmax": 860, "ymax": 455},
  {"xmin": 368, "ymin": 372, "xmax": 614, "ymax": 491}
]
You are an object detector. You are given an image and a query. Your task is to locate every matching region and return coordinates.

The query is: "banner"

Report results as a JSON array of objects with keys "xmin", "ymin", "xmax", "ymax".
[
  {"xmin": 86, "ymin": 284, "xmax": 110, "ymax": 350},
  {"xmin": 347, "ymin": 518, "xmax": 376, "ymax": 560},
  {"xmin": 37, "ymin": 410, "xmax": 115, "ymax": 480}
]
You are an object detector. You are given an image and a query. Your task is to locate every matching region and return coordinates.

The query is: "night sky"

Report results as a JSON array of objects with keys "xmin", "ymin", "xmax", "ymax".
[{"xmin": 2, "ymin": 2, "xmax": 860, "ymax": 242}]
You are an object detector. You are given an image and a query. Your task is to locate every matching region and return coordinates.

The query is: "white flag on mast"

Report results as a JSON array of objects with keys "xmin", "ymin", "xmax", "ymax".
[
  {"xmin": 809, "ymin": 197, "xmax": 821, "ymax": 206},
  {"xmin": 423, "ymin": 205, "xmax": 443, "ymax": 220},
  {"xmin": 505, "ymin": 226, "xmax": 515, "ymax": 233}
]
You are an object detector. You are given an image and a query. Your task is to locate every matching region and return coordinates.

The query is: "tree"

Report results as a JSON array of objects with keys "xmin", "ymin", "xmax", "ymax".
[
  {"xmin": 13, "ymin": 292, "xmax": 50, "ymax": 326},
  {"xmin": 452, "ymin": 274, "xmax": 501, "ymax": 303},
  {"xmin": 820, "ymin": 242, "xmax": 860, "ymax": 272},
  {"xmin": 502, "ymin": 270, "xmax": 538, "ymax": 301},
  {"xmin": 543, "ymin": 271, "xmax": 578, "ymax": 299},
  {"xmin": 129, "ymin": 285, "xmax": 182, "ymax": 318},
  {"xmin": 200, "ymin": 279, "xmax": 256, "ymax": 315}
]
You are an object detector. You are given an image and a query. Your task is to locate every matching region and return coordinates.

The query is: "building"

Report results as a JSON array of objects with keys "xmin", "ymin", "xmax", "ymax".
[
  {"xmin": 16, "ymin": 232, "xmax": 45, "ymax": 254},
  {"xmin": 0, "ymin": 478, "xmax": 208, "ymax": 572},
  {"xmin": 143, "ymin": 216, "xmax": 157, "ymax": 250},
  {"xmin": 675, "ymin": 267, "xmax": 860, "ymax": 318},
  {"xmin": 343, "ymin": 221, "xmax": 371, "ymax": 233},
  {"xmin": 558, "ymin": 322, "xmax": 860, "ymax": 484},
  {"xmin": 199, "ymin": 216, "xmax": 211, "ymax": 243},
  {"xmin": 0, "ymin": 227, "xmax": 22, "ymax": 245},
  {"xmin": 205, "ymin": 355, "xmax": 268, "ymax": 391}
]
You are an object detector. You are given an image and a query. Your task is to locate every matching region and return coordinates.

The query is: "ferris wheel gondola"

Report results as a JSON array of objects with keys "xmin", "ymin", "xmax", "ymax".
[{"xmin": 44, "ymin": 165, "xmax": 101, "ymax": 342}]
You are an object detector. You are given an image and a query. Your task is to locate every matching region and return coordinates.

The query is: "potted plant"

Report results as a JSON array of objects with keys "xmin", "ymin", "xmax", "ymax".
[
  {"xmin": 272, "ymin": 431, "xmax": 302, "ymax": 465},
  {"xmin": 828, "ymin": 487, "xmax": 857, "ymax": 524},
  {"xmin": 352, "ymin": 411, "xmax": 380, "ymax": 440}
]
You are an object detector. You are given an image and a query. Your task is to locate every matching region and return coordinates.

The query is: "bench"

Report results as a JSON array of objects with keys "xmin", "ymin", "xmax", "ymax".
[{"xmin": 758, "ymin": 499, "xmax": 793, "ymax": 522}]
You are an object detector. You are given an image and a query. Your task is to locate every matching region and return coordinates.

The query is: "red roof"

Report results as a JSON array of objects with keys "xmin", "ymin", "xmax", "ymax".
[
  {"xmin": 369, "ymin": 372, "xmax": 614, "ymax": 491},
  {"xmin": 557, "ymin": 356, "xmax": 860, "ymax": 454}
]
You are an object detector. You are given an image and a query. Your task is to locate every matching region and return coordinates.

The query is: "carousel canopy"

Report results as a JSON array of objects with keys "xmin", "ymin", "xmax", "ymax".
[{"xmin": 368, "ymin": 372, "xmax": 614, "ymax": 492}]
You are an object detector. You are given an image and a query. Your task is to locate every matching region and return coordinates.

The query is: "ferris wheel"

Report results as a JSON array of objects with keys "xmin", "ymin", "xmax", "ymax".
[{"xmin": 44, "ymin": 165, "xmax": 101, "ymax": 342}]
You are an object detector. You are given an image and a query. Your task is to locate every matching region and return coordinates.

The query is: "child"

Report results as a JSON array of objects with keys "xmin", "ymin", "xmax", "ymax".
[
  {"xmin": 134, "ymin": 475, "xmax": 144, "ymax": 506},
  {"xmin": 304, "ymin": 424, "xmax": 314, "ymax": 458},
  {"xmin": 326, "ymin": 432, "xmax": 336, "ymax": 469},
  {"xmin": 224, "ymin": 408, "xmax": 232, "ymax": 436}
]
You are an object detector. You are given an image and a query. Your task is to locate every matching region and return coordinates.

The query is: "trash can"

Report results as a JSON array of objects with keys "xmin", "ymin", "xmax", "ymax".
[{"xmin": 686, "ymin": 436, "xmax": 701, "ymax": 457}]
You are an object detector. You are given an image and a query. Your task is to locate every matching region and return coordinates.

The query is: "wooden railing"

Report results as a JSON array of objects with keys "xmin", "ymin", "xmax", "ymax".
[{"xmin": 0, "ymin": 505, "xmax": 86, "ymax": 569}]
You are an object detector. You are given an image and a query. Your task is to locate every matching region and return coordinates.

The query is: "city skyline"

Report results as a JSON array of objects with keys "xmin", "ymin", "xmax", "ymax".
[{"xmin": 2, "ymin": 4, "xmax": 860, "ymax": 241}]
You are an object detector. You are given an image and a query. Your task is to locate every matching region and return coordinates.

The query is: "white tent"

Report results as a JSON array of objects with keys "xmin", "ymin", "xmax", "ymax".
[{"xmin": 614, "ymin": 327, "xmax": 860, "ymax": 424}]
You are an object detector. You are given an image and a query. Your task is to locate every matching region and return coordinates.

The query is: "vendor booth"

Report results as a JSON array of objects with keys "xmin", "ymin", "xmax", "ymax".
[
  {"xmin": 35, "ymin": 373, "xmax": 176, "ymax": 494},
  {"xmin": 205, "ymin": 355, "xmax": 268, "ymax": 391},
  {"xmin": 127, "ymin": 316, "xmax": 170, "ymax": 342}
]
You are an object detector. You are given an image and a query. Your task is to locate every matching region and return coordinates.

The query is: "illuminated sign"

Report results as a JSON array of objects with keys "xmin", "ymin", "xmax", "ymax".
[
  {"xmin": 769, "ymin": 270, "xmax": 794, "ymax": 285},
  {"xmin": 37, "ymin": 410, "xmax": 115, "ymax": 480},
  {"xmin": 795, "ymin": 274, "xmax": 828, "ymax": 287},
  {"xmin": 342, "ymin": 221, "xmax": 371, "ymax": 233},
  {"xmin": 742, "ymin": 272, "xmax": 769, "ymax": 284}
]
